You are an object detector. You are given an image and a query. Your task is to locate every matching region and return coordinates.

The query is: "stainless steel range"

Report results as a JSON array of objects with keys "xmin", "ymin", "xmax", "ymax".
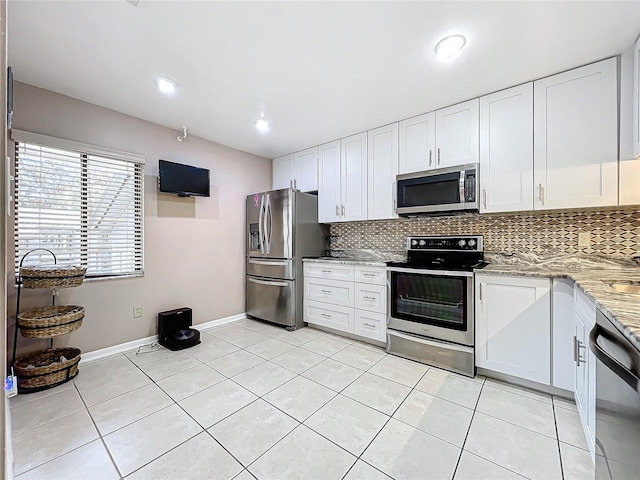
[{"xmin": 386, "ymin": 235, "xmax": 486, "ymax": 377}]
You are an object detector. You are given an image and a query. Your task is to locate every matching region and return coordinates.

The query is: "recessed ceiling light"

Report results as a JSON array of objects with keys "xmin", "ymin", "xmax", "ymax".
[
  {"xmin": 156, "ymin": 76, "xmax": 179, "ymax": 95},
  {"xmin": 255, "ymin": 117, "xmax": 270, "ymax": 133},
  {"xmin": 435, "ymin": 34, "xmax": 467, "ymax": 62}
]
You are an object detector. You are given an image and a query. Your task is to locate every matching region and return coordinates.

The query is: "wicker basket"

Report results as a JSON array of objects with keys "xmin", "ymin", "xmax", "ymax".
[
  {"xmin": 14, "ymin": 347, "xmax": 81, "ymax": 393},
  {"xmin": 17, "ymin": 305, "xmax": 84, "ymax": 338},
  {"xmin": 20, "ymin": 265, "xmax": 86, "ymax": 289}
]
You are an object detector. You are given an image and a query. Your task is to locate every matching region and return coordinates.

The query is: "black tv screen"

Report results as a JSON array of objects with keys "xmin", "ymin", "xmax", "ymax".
[{"xmin": 159, "ymin": 160, "xmax": 210, "ymax": 197}]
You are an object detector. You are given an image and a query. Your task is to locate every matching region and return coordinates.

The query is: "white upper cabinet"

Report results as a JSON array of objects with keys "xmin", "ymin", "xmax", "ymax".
[
  {"xmin": 367, "ymin": 123, "xmax": 399, "ymax": 220},
  {"xmin": 341, "ymin": 132, "xmax": 368, "ymax": 222},
  {"xmin": 272, "ymin": 148, "xmax": 318, "ymax": 192},
  {"xmin": 293, "ymin": 147, "xmax": 318, "ymax": 192},
  {"xmin": 533, "ymin": 58, "xmax": 618, "ymax": 210},
  {"xmin": 272, "ymin": 155, "xmax": 294, "ymax": 190},
  {"xmin": 479, "ymin": 84, "xmax": 534, "ymax": 213},
  {"xmin": 317, "ymin": 140, "xmax": 341, "ymax": 223},
  {"xmin": 435, "ymin": 98, "xmax": 480, "ymax": 169},
  {"xmin": 398, "ymin": 112, "xmax": 436, "ymax": 174}
]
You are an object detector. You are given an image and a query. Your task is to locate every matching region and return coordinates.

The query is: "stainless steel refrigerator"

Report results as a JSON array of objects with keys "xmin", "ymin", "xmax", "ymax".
[{"xmin": 246, "ymin": 188, "xmax": 327, "ymax": 330}]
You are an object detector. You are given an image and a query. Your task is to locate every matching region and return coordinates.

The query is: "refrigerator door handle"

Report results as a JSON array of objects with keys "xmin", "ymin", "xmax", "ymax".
[
  {"xmin": 264, "ymin": 193, "xmax": 272, "ymax": 255},
  {"xmin": 248, "ymin": 259, "xmax": 289, "ymax": 266},
  {"xmin": 248, "ymin": 277, "xmax": 289, "ymax": 288},
  {"xmin": 258, "ymin": 194, "xmax": 265, "ymax": 254}
]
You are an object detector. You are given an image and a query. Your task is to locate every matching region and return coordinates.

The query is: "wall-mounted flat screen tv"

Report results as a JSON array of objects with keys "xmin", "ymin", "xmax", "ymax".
[{"xmin": 159, "ymin": 159, "xmax": 210, "ymax": 197}]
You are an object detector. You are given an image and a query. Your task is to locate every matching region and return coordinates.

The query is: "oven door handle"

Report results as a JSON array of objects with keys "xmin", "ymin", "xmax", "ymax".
[
  {"xmin": 386, "ymin": 266, "xmax": 474, "ymax": 278},
  {"xmin": 589, "ymin": 324, "xmax": 640, "ymax": 394}
]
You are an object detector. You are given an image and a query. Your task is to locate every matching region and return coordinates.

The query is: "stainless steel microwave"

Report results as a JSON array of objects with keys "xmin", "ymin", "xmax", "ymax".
[{"xmin": 396, "ymin": 164, "xmax": 479, "ymax": 216}]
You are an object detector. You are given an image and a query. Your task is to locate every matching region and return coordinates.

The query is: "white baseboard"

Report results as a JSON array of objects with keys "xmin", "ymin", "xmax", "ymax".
[
  {"xmin": 194, "ymin": 313, "xmax": 246, "ymax": 331},
  {"xmin": 80, "ymin": 313, "xmax": 246, "ymax": 365}
]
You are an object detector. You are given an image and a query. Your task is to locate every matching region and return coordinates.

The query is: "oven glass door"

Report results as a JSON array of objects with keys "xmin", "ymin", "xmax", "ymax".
[
  {"xmin": 397, "ymin": 172, "xmax": 461, "ymax": 208},
  {"xmin": 390, "ymin": 271, "xmax": 467, "ymax": 331}
]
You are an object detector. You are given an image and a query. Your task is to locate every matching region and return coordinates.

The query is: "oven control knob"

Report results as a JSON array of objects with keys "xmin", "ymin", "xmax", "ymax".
[
  {"xmin": 419, "ymin": 240, "xmax": 426, "ymax": 246},
  {"xmin": 411, "ymin": 240, "xmax": 418, "ymax": 247},
  {"xmin": 468, "ymin": 239, "xmax": 476, "ymax": 247},
  {"xmin": 458, "ymin": 239, "xmax": 466, "ymax": 247}
]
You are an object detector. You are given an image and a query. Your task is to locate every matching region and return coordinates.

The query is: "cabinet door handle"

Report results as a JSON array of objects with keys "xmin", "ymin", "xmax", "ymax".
[
  {"xmin": 429, "ymin": 150, "xmax": 433, "ymax": 166},
  {"xmin": 362, "ymin": 273, "xmax": 376, "ymax": 278},
  {"xmin": 576, "ymin": 338, "xmax": 586, "ymax": 366},
  {"xmin": 363, "ymin": 296, "xmax": 376, "ymax": 301},
  {"xmin": 482, "ymin": 189, "xmax": 487, "ymax": 209},
  {"xmin": 336, "ymin": 205, "xmax": 340, "ymax": 217},
  {"xmin": 320, "ymin": 269, "xmax": 332, "ymax": 274},
  {"xmin": 341, "ymin": 205, "xmax": 345, "ymax": 216},
  {"xmin": 294, "ymin": 178, "xmax": 297, "ymax": 189},
  {"xmin": 437, "ymin": 147, "xmax": 441, "ymax": 165},
  {"xmin": 320, "ymin": 289, "xmax": 332, "ymax": 294},
  {"xmin": 479, "ymin": 283, "xmax": 483, "ymax": 301},
  {"xmin": 363, "ymin": 322, "xmax": 376, "ymax": 329},
  {"xmin": 538, "ymin": 183, "xmax": 545, "ymax": 206},
  {"xmin": 320, "ymin": 313, "xmax": 331, "ymax": 319}
]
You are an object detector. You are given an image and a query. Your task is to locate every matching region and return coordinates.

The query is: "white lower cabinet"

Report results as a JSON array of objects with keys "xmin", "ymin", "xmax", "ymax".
[
  {"xmin": 475, "ymin": 274, "xmax": 551, "ymax": 384},
  {"xmin": 303, "ymin": 261, "xmax": 386, "ymax": 342},
  {"xmin": 573, "ymin": 286, "xmax": 596, "ymax": 460}
]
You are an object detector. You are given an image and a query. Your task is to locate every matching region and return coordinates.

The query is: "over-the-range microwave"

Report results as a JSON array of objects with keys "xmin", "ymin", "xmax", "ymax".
[{"xmin": 396, "ymin": 163, "xmax": 479, "ymax": 216}]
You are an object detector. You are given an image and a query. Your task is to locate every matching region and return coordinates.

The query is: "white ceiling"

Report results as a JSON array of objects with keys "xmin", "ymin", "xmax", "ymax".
[{"xmin": 8, "ymin": 1, "xmax": 640, "ymax": 160}]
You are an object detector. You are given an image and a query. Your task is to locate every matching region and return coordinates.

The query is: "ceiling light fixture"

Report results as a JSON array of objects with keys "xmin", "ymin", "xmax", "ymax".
[
  {"xmin": 156, "ymin": 76, "xmax": 179, "ymax": 95},
  {"xmin": 255, "ymin": 113, "xmax": 270, "ymax": 134},
  {"xmin": 434, "ymin": 34, "xmax": 467, "ymax": 62}
]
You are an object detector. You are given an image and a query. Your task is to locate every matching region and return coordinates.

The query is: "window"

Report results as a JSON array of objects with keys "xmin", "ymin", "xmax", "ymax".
[{"xmin": 13, "ymin": 130, "xmax": 144, "ymax": 278}]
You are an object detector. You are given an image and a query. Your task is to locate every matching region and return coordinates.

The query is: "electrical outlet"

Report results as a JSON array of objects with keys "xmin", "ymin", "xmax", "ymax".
[
  {"xmin": 578, "ymin": 232, "xmax": 591, "ymax": 247},
  {"xmin": 133, "ymin": 305, "xmax": 143, "ymax": 318}
]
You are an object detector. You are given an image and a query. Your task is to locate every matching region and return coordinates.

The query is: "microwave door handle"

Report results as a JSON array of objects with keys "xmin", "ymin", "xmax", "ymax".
[{"xmin": 459, "ymin": 170, "xmax": 465, "ymax": 204}]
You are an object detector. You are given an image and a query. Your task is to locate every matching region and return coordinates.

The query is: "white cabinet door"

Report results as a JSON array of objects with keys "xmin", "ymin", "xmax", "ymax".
[
  {"xmin": 398, "ymin": 112, "xmax": 436, "ymax": 174},
  {"xmin": 633, "ymin": 35, "xmax": 640, "ymax": 158},
  {"xmin": 534, "ymin": 58, "xmax": 618, "ymax": 210},
  {"xmin": 476, "ymin": 274, "xmax": 551, "ymax": 384},
  {"xmin": 317, "ymin": 141, "xmax": 341, "ymax": 223},
  {"xmin": 573, "ymin": 286, "xmax": 596, "ymax": 459},
  {"xmin": 293, "ymin": 147, "xmax": 318, "ymax": 192},
  {"xmin": 272, "ymin": 155, "xmax": 294, "ymax": 190},
  {"xmin": 341, "ymin": 133, "xmax": 368, "ymax": 222},
  {"xmin": 480, "ymin": 84, "xmax": 534, "ymax": 213},
  {"xmin": 552, "ymin": 278, "xmax": 575, "ymax": 391},
  {"xmin": 368, "ymin": 123, "xmax": 399, "ymax": 220},
  {"xmin": 435, "ymin": 99, "xmax": 479, "ymax": 169}
]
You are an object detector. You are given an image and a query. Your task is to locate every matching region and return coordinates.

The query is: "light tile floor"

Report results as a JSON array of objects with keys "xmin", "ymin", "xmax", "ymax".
[{"xmin": 11, "ymin": 319, "xmax": 594, "ymax": 480}]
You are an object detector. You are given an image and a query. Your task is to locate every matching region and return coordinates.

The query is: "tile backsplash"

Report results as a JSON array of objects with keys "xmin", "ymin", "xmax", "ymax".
[{"xmin": 329, "ymin": 208, "xmax": 640, "ymax": 258}]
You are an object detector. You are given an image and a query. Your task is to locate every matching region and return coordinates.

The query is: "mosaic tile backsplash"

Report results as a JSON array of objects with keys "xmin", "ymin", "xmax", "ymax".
[{"xmin": 329, "ymin": 208, "xmax": 640, "ymax": 259}]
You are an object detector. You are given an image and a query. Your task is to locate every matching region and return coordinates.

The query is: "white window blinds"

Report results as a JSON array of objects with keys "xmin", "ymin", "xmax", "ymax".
[{"xmin": 13, "ymin": 131, "xmax": 144, "ymax": 278}]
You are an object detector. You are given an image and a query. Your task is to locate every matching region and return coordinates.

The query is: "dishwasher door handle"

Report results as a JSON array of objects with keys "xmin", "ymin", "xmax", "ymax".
[{"xmin": 590, "ymin": 324, "xmax": 640, "ymax": 394}]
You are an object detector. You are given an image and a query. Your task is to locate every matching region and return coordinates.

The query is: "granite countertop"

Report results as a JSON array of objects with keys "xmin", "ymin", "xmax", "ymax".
[
  {"xmin": 480, "ymin": 253, "xmax": 640, "ymax": 352},
  {"xmin": 303, "ymin": 257, "xmax": 390, "ymax": 267}
]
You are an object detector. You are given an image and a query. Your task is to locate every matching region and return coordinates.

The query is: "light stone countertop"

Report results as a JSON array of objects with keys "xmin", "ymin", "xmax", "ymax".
[
  {"xmin": 302, "ymin": 257, "xmax": 389, "ymax": 267},
  {"xmin": 479, "ymin": 253, "xmax": 640, "ymax": 352}
]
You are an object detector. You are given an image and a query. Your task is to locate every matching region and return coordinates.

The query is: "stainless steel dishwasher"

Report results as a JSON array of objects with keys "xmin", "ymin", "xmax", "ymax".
[{"xmin": 589, "ymin": 309, "xmax": 640, "ymax": 479}]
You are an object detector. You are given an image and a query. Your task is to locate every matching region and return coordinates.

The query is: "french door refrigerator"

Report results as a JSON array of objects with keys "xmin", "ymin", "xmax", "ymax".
[{"xmin": 246, "ymin": 188, "xmax": 326, "ymax": 330}]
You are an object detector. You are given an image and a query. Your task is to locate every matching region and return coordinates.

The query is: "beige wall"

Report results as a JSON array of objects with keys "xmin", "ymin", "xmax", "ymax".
[{"xmin": 8, "ymin": 82, "xmax": 271, "ymax": 356}]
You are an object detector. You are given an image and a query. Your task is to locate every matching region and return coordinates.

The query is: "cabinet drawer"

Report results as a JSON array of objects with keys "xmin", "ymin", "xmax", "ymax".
[
  {"xmin": 354, "ymin": 266, "xmax": 386, "ymax": 285},
  {"xmin": 304, "ymin": 278, "xmax": 354, "ymax": 307},
  {"xmin": 354, "ymin": 283, "xmax": 386, "ymax": 314},
  {"xmin": 304, "ymin": 262, "xmax": 355, "ymax": 281},
  {"xmin": 304, "ymin": 299, "xmax": 354, "ymax": 333},
  {"xmin": 354, "ymin": 310, "xmax": 386, "ymax": 342}
]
